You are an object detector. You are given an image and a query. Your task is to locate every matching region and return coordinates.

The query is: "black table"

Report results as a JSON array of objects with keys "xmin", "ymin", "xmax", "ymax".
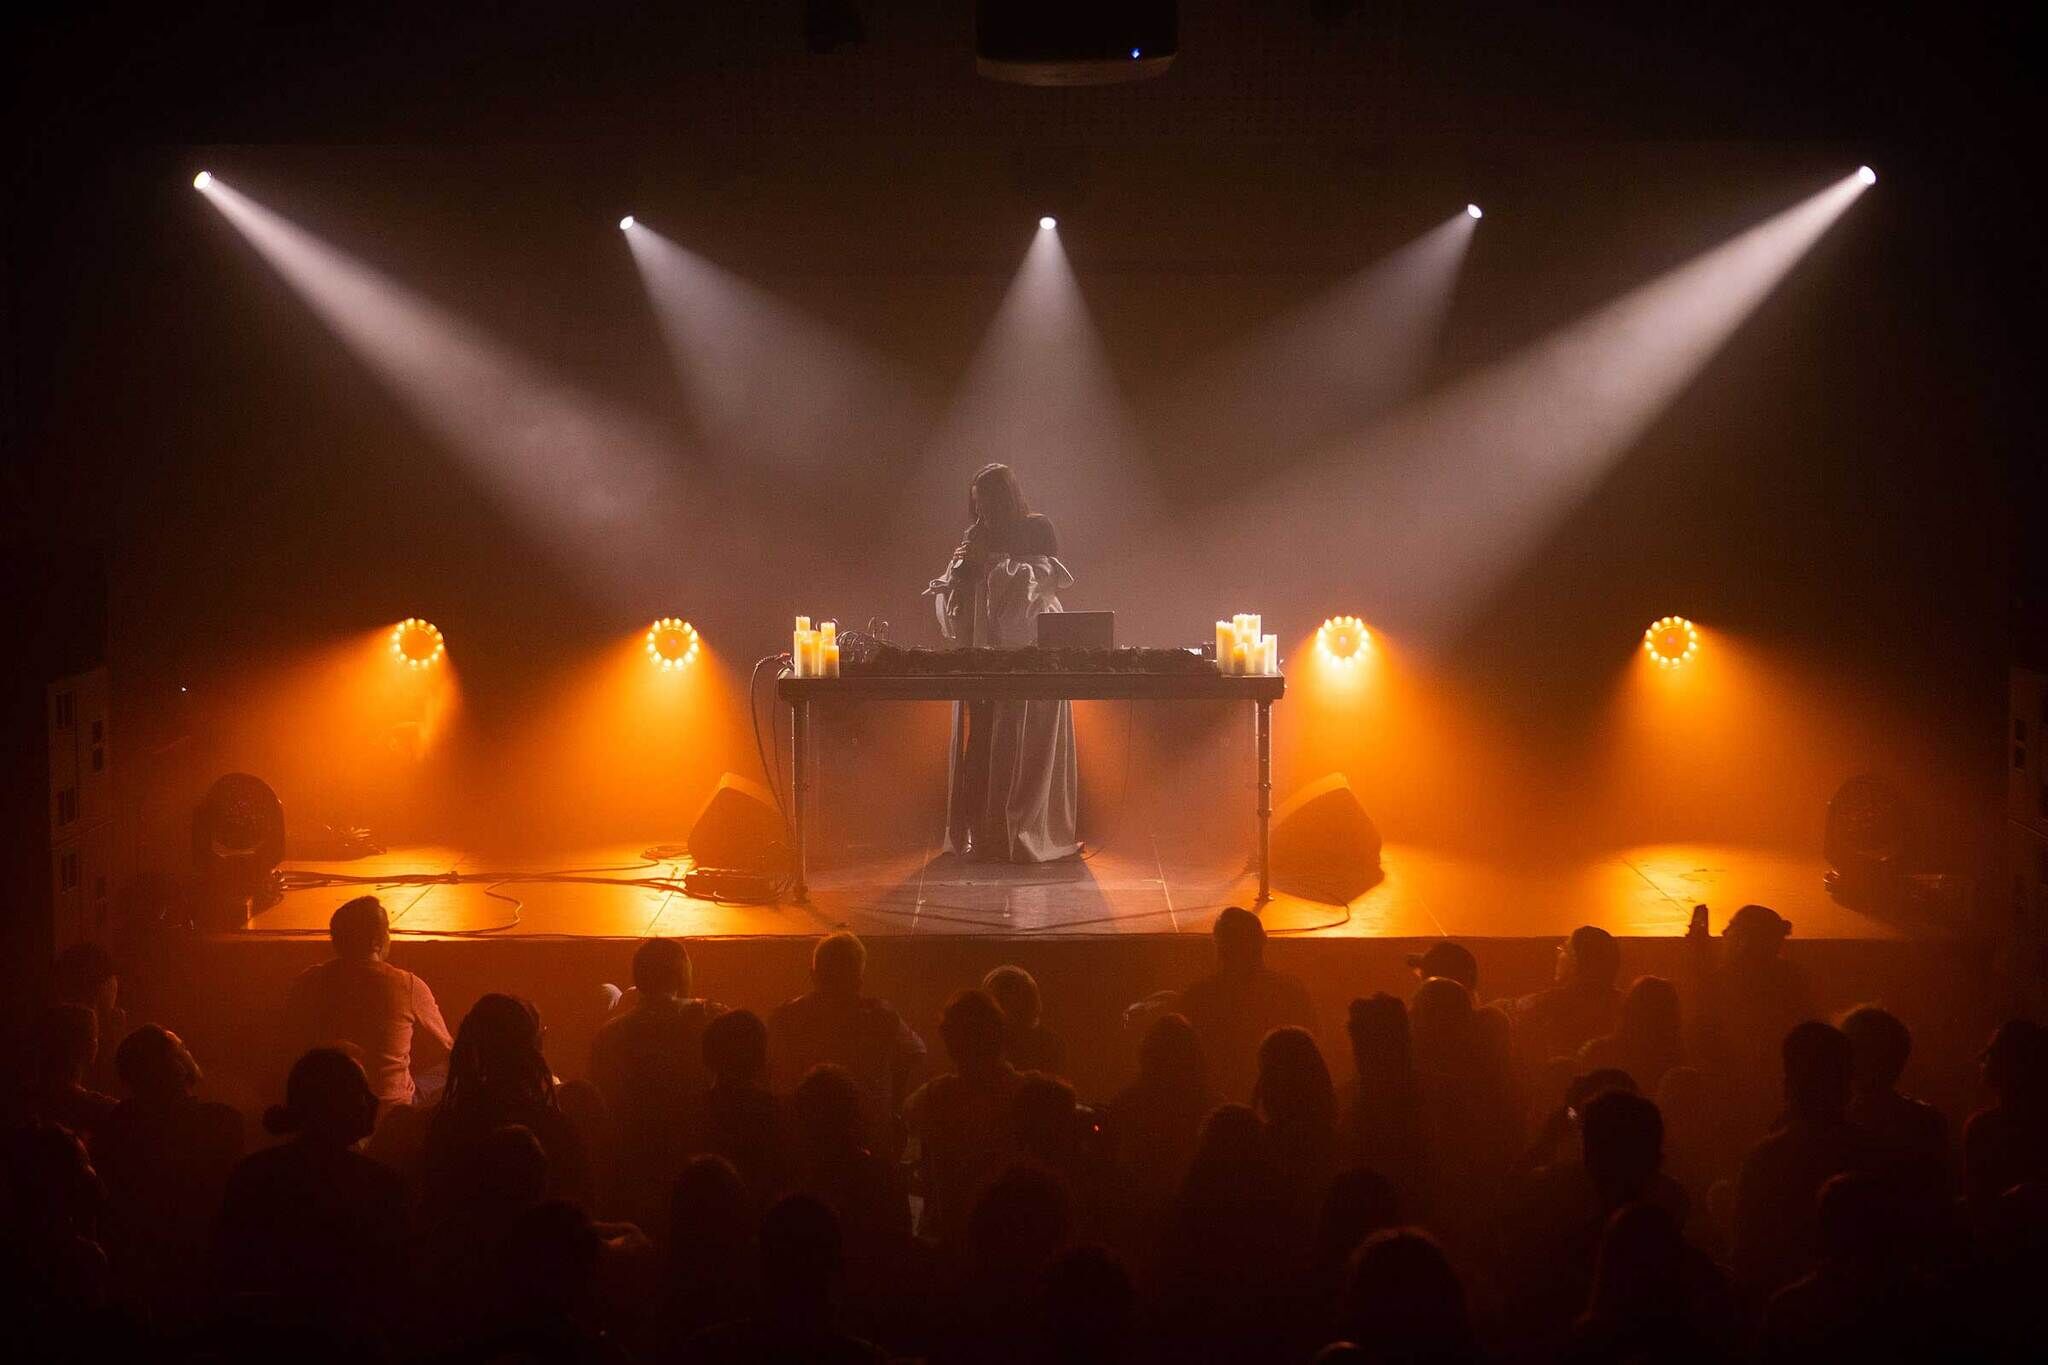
[{"xmin": 775, "ymin": 671, "xmax": 1288, "ymax": 904}]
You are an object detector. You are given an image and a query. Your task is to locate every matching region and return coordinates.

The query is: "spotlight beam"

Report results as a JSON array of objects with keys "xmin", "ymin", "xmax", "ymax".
[
  {"xmin": 1204, "ymin": 170, "xmax": 1875, "ymax": 642},
  {"xmin": 196, "ymin": 176, "xmax": 691, "ymax": 604}
]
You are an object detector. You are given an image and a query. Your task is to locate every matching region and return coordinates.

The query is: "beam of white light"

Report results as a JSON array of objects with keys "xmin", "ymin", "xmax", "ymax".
[
  {"xmin": 197, "ymin": 176, "xmax": 693, "ymax": 603},
  {"xmin": 1144, "ymin": 211, "xmax": 1479, "ymax": 494},
  {"xmin": 895, "ymin": 222, "xmax": 1162, "ymax": 619},
  {"xmin": 623, "ymin": 223, "xmax": 933, "ymax": 478},
  {"xmin": 1209, "ymin": 170, "xmax": 1874, "ymax": 641}
]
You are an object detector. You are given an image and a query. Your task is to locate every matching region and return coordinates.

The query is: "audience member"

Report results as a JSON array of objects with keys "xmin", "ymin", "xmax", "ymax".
[
  {"xmin": 1762, "ymin": 1170, "xmax": 1946, "ymax": 1362},
  {"xmin": 1512, "ymin": 925, "xmax": 1624, "ymax": 1066},
  {"xmin": 1035, "ymin": 1243, "xmax": 1134, "ymax": 1365},
  {"xmin": 983, "ymin": 963, "xmax": 1066, "ymax": 1074},
  {"xmin": 1579, "ymin": 974, "xmax": 1683, "ymax": 1093},
  {"xmin": 1151, "ymin": 1103, "xmax": 1297, "ymax": 1361},
  {"xmin": 660, "ymin": 1155, "xmax": 760, "ymax": 1348},
  {"xmin": 468, "ymin": 1198, "xmax": 633, "ymax": 1364},
  {"xmin": 1255, "ymin": 1024, "xmax": 1339, "ymax": 1219},
  {"xmin": 93, "ymin": 1023, "xmax": 244, "ymax": 1323},
  {"xmin": 590, "ymin": 938, "xmax": 723, "ymax": 1227},
  {"xmin": 769, "ymin": 932, "xmax": 926, "ymax": 1156},
  {"xmin": 1963, "ymin": 1018, "xmax": 2048, "ymax": 1211},
  {"xmin": 1690, "ymin": 904, "xmax": 1811, "ymax": 1138},
  {"xmin": 0, "ymin": 1120, "xmax": 119, "ymax": 1355},
  {"xmin": 906, "ymin": 988, "xmax": 1024, "ymax": 1247},
  {"xmin": 1105, "ymin": 1011, "xmax": 1211, "ymax": 1227},
  {"xmin": 1407, "ymin": 941, "xmax": 1479, "ymax": 995},
  {"xmin": 1344, "ymin": 994, "xmax": 1429, "ymax": 1204},
  {"xmin": 682, "ymin": 1193, "xmax": 887, "ymax": 1364},
  {"xmin": 1569, "ymin": 1200, "xmax": 1732, "ymax": 1365},
  {"xmin": 1174, "ymin": 906, "xmax": 1315, "ymax": 1101},
  {"xmin": 51, "ymin": 941, "xmax": 126, "ymax": 1088},
  {"xmin": 281, "ymin": 894, "xmax": 452, "ymax": 1108},
  {"xmin": 1335, "ymin": 1228, "xmax": 1481, "ymax": 1365},
  {"xmin": 1734, "ymin": 1019, "xmax": 1872, "ymax": 1297},
  {"xmin": 786, "ymin": 1064, "xmax": 916, "ymax": 1340},
  {"xmin": 213, "ymin": 1048, "xmax": 407, "ymax": 1347},
  {"xmin": 424, "ymin": 993, "xmax": 594, "ymax": 1219},
  {"xmin": 693, "ymin": 1007, "xmax": 784, "ymax": 1204},
  {"xmin": 22, "ymin": 1002, "xmax": 118, "ymax": 1137}
]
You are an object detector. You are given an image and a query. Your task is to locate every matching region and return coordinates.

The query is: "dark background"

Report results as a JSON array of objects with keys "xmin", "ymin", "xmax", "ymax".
[{"xmin": 3, "ymin": 3, "xmax": 2035, "ymax": 868}]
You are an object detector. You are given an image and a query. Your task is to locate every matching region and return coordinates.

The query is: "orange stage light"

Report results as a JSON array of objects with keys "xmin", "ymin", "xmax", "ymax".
[
  {"xmin": 390, "ymin": 618, "xmax": 446, "ymax": 669},
  {"xmin": 645, "ymin": 618, "xmax": 701, "ymax": 670},
  {"xmin": 1317, "ymin": 616, "xmax": 1372, "ymax": 663},
  {"xmin": 1642, "ymin": 616, "xmax": 1700, "ymax": 669}
]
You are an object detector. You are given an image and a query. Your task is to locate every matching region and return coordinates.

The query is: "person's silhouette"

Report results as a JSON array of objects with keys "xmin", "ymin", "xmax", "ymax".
[
  {"xmin": 1735, "ymin": 1021, "xmax": 1874, "ymax": 1296},
  {"xmin": 680, "ymin": 1193, "xmax": 886, "ymax": 1364},
  {"xmin": 1172, "ymin": 907, "xmax": 1314, "ymax": 1102}
]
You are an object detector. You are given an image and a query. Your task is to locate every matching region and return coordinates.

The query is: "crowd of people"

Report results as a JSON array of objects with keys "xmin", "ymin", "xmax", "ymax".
[{"xmin": 6, "ymin": 895, "xmax": 2046, "ymax": 1363}]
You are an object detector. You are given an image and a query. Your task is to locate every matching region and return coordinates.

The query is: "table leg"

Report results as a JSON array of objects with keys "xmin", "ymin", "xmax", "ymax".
[
  {"xmin": 1254, "ymin": 698, "xmax": 1273, "ymax": 906},
  {"xmin": 791, "ymin": 698, "xmax": 811, "ymax": 903}
]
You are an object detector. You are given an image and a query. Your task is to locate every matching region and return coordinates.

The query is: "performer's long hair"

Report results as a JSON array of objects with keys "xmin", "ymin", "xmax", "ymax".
[{"xmin": 969, "ymin": 462, "xmax": 1029, "ymax": 537}]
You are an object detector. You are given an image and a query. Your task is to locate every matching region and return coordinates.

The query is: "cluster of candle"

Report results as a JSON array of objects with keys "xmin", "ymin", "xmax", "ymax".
[
  {"xmin": 1216, "ymin": 614, "xmax": 1280, "ymax": 675},
  {"xmin": 791, "ymin": 616, "xmax": 842, "ymax": 677}
]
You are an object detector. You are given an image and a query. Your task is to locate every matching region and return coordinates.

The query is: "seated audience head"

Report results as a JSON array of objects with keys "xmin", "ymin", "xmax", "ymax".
[
  {"xmin": 51, "ymin": 942, "xmax": 118, "ymax": 1014},
  {"xmin": 670, "ymin": 1153, "xmax": 753, "ymax": 1257},
  {"xmin": 982, "ymin": 964, "xmax": 1043, "ymax": 1029},
  {"xmin": 1041, "ymin": 1244, "xmax": 1134, "ymax": 1363},
  {"xmin": 1011, "ymin": 1073, "xmax": 1082, "ymax": 1166},
  {"xmin": 33, "ymin": 1003, "xmax": 99, "ymax": 1089},
  {"xmin": 114, "ymin": 1023, "xmax": 202, "ymax": 1103},
  {"xmin": 327, "ymin": 895, "xmax": 390, "ymax": 961},
  {"xmin": 497, "ymin": 1199, "xmax": 602, "ymax": 1319},
  {"xmin": 1211, "ymin": 905, "xmax": 1267, "ymax": 974},
  {"xmin": 1567, "ymin": 1068, "xmax": 1638, "ymax": 1112},
  {"xmin": 632, "ymin": 936, "xmax": 691, "ymax": 999},
  {"xmin": 1409, "ymin": 976, "xmax": 1475, "ymax": 1069},
  {"xmin": 1585, "ymin": 1201, "xmax": 1687, "ymax": 1322},
  {"xmin": 1253, "ymin": 1025, "xmax": 1336, "ymax": 1129},
  {"xmin": 264, "ymin": 1047, "xmax": 379, "ymax": 1147},
  {"xmin": 1579, "ymin": 1088, "xmax": 1663, "ymax": 1203},
  {"xmin": 792, "ymin": 1064, "xmax": 867, "ymax": 1150},
  {"xmin": 1347, "ymin": 993, "xmax": 1415, "ymax": 1080},
  {"xmin": 1343, "ymin": 1228, "xmax": 1473, "ymax": 1357},
  {"xmin": 1815, "ymin": 1170, "xmax": 1895, "ymax": 1266},
  {"xmin": 703, "ymin": 1008, "xmax": 769, "ymax": 1086},
  {"xmin": 1980, "ymin": 1019, "xmax": 2048, "ymax": 1105},
  {"xmin": 1137, "ymin": 1011, "xmax": 1204, "ymax": 1092},
  {"xmin": 812, "ymin": 931, "xmax": 866, "ymax": 997},
  {"xmin": 1189, "ymin": 1102, "xmax": 1266, "ymax": 1175},
  {"xmin": 446, "ymin": 993, "xmax": 551, "ymax": 1112},
  {"xmin": 1782, "ymin": 1019, "xmax": 1854, "ymax": 1122},
  {"xmin": 760, "ymin": 1192, "xmax": 842, "ymax": 1309},
  {"xmin": 1839, "ymin": 1004, "xmax": 1913, "ymax": 1095},
  {"xmin": 940, "ymin": 988, "xmax": 1008, "ymax": 1075},
  {"xmin": 1620, "ymin": 974, "xmax": 1681, "ymax": 1044},
  {"xmin": 1559, "ymin": 924, "xmax": 1621, "ymax": 988},
  {"xmin": 1725, "ymin": 903, "xmax": 1793, "ymax": 962},
  {"xmin": 968, "ymin": 1163, "xmax": 1073, "ymax": 1281},
  {"xmin": 1406, "ymin": 941, "xmax": 1478, "ymax": 994}
]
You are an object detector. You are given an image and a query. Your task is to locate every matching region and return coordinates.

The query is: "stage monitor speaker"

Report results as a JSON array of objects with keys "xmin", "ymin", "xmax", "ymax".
[
  {"xmin": 688, "ymin": 773, "xmax": 792, "ymax": 877},
  {"xmin": 1271, "ymin": 772, "xmax": 1383, "ymax": 904}
]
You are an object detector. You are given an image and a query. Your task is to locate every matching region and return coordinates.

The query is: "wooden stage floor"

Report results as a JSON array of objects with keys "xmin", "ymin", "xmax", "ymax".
[{"xmin": 241, "ymin": 839, "xmax": 1928, "ymax": 944}]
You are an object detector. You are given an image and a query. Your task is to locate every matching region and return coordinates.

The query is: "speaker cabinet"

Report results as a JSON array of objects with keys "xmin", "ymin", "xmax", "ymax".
[
  {"xmin": 688, "ymin": 773, "xmax": 792, "ymax": 876},
  {"xmin": 1271, "ymin": 772, "xmax": 1383, "ymax": 904}
]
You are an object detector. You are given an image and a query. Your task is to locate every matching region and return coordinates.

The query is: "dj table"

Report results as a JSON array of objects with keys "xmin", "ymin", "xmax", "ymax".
[{"xmin": 774, "ymin": 671, "xmax": 1287, "ymax": 905}]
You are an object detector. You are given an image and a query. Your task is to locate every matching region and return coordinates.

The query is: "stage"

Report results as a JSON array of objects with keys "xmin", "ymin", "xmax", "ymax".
[{"xmin": 240, "ymin": 839, "xmax": 1922, "ymax": 942}]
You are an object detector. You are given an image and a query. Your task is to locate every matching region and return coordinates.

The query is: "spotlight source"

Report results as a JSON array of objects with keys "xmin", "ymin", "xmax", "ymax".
[
  {"xmin": 1038, "ymin": 215, "xmax": 1057, "ymax": 230},
  {"xmin": 1642, "ymin": 616, "xmax": 1699, "ymax": 669},
  {"xmin": 1466, "ymin": 203, "xmax": 1483, "ymax": 220},
  {"xmin": 646, "ymin": 617, "xmax": 701, "ymax": 670},
  {"xmin": 193, "ymin": 170, "xmax": 214, "ymax": 190},
  {"xmin": 1317, "ymin": 615, "xmax": 1371, "ymax": 663},
  {"xmin": 619, "ymin": 215, "xmax": 636, "ymax": 231},
  {"xmin": 390, "ymin": 618, "xmax": 446, "ymax": 669},
  {"xmin": 1856, "ymin": 166, "xmax": 1876, "ymax": 185}
]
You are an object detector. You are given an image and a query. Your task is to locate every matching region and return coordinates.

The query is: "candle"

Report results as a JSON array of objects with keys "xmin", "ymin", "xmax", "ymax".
[
  {"xmin": 820, "ymin": 620, "xmax": 837, "ymax": 642},
  {"xmin": 822, "ymin": 642, "xmax": 840, "ymax": 677},
  {"xmin": 1262, "ymin": 634, "xmax": 1279, "ymax": 676},
  {"xmin": 1245, "ymin": 614, "xmax": 1262, "ymax": 646},
  {"xmin": 1230, "ymin": 641, "xmax": 1250, "ymax": 676},
  {"xmin": 796, "ymin": 616, "xmax": 811, "ymax": 632},
  {"xmin": 792, "ymin": 630, "xmax": 808, "ymax": 676},
  {"xmin": 1215, "ymin": 621, "xmax": 1232, "ymax": 668}
]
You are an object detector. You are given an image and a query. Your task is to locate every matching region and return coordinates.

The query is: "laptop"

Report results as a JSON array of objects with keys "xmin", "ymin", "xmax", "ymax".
[{"xmin": 1036, "ymin": 611, "xmax": 1115, "ymax": 650}]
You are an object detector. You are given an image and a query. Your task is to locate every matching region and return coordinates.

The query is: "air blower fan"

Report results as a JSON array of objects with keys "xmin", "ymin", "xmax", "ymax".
[{"xmin": 193, "ymin": 772, "xmax": 286, "ymax": 927}]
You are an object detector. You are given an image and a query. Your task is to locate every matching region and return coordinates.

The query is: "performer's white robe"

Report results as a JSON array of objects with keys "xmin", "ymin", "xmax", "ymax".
[{"xmin": 936, "ymin": 554, "xmax": 1081, "ymax": 862}]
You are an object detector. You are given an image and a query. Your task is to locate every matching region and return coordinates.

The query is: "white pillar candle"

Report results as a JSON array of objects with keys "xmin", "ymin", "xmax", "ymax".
[
  {"xmin": 1216, "ymin": 621, "xmax": 1233, "ymax": 668},
  {"xmin": 822, "ymin": 641, "xmax": 840, "ymax": 677},
  {"xmin": 792, "ymin": 630, "xmax": 807, "ymax": 675},
  {"xmin": 1262, "ymin": 635, "xmax": 1279, "ymax": 675},
  {"xmin": 796, "ymin": 616, "xmax": 811, "ymax": 632},
  {"xmin": 1230, "ymin": 641, "xmax": 1250, "ymax": 676}
]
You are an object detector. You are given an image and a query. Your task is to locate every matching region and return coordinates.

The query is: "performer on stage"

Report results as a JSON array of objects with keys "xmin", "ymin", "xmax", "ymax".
[{"xmin": 926, "ymin": 463, "xmax": 1080, "ymax": 862}]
